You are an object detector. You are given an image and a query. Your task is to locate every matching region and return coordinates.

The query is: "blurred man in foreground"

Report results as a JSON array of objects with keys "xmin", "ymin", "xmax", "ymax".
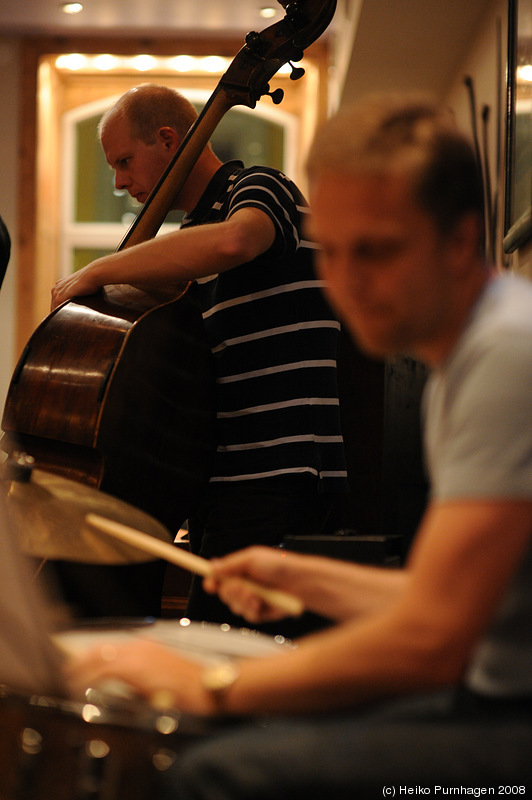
[{"xmin": 66, "ymin": 95, "xmax": 532, "ymax": 796}]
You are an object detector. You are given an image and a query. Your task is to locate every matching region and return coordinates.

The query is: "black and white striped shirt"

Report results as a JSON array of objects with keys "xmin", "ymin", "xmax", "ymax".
[{"xmin": 181, "ymin": 161, "xmax": 348, "ymax": 491}]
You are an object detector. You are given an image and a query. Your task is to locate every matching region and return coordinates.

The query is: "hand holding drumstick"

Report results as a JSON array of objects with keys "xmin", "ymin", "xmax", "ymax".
[{"xmin": 85, "ymin": 514, "xmax": 304, "ymax": 621}]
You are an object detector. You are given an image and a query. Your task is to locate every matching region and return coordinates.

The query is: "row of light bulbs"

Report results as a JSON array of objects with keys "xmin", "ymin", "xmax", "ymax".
[
  {"xmin": 60, "ymin": 3, "xmax": 280, "ymax": 19},
  {"xmin": 56, "ymin": 53, "xmax": 229, "ymax": 73},
  {"xmin": 55, "ymin": 53, "xmax": 295, "ymax": 74}
]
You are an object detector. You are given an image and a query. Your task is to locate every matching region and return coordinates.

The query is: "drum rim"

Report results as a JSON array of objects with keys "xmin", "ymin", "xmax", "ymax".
[{"xmin": 0, "ymin": 683, "xmax": 191, "ymax": 734}]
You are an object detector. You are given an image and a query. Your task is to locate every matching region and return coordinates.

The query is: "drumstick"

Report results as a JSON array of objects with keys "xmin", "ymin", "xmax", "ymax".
[{"xmin": 84, "ymin": 513, "xmax": 304, "ymax": 617}]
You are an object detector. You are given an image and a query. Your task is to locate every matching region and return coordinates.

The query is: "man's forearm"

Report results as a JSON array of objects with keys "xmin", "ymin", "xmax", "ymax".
[{"xmin": 287, "ymin": 553, "xmax": 407, "ymax": 621}]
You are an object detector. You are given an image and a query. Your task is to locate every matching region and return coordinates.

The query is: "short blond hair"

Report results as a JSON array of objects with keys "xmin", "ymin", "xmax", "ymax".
[
  {"xmin": 99, "ymin": 84, "xmax": 199, "ymax": 144},
  {"xmin": 307, "ymin": 93, "xmax": 484, "ymax": 236}
]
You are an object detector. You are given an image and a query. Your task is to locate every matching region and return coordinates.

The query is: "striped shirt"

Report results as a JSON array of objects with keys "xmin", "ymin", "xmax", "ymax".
[{"xmin": 181, "ymin": 161, "xmax": 348, "ymax": 490}]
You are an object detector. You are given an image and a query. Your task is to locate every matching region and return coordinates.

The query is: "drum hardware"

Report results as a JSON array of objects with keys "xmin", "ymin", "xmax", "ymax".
[{"xmin": 0, "ymin": 684, "xmax": 210, "ymax": 800}]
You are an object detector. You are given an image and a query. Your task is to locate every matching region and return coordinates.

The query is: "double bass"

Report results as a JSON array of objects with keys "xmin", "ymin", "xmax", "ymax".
[{"xmin": 2, "ymin": 0, "xmax": 337, "ymax": 538}]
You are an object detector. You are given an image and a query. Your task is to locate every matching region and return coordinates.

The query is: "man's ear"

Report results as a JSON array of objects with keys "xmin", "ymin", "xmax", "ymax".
[
  {"xmin": 449, "ymin": 211, "xmax": 485, "ymax": 272},
  {"xmin": 158, "ymin": 126, "xmax": 179, "ymax": 152}
]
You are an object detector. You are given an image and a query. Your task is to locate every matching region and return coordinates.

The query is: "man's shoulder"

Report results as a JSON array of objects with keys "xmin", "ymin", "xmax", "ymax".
[
  {"xmin": 452, "ymin": 274, "xmax": 532, "ymax": 371},
  {"xmin": 233, "ymin": 164, "xmax": 282, "ymax": 180},
  {"xmin": 229, "ymin": 164, "xmax": 305, "ymax": 202},
  {"xmin": 483, "ymin": 273, "xmax": 532, "ymax": 332}
]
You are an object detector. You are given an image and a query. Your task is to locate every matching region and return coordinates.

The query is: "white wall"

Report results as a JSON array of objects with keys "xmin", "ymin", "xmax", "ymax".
[{"xmin": 0, "ymin": 38, "xmax": 20, "ymax": 418}]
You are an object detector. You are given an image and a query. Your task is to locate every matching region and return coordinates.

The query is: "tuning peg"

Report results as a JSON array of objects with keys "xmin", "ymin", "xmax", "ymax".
[
  {"xmin": 288, "ymin": 61, "xmax": 305, "ymax": 81},
  {"xmin": 284, "ymin": 1, "xmax": 306, "ymax": 28},
  {"xmin": 245, "ymin": 30, "xmax": 264, "ymax": 54},
  {"xmin": 266, "ymin": 87, "xmax": 285, "ymax": 104}
]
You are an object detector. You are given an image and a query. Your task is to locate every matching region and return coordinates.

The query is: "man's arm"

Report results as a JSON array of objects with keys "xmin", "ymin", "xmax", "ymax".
[
  {"xmin": 66, "ymin": 499, "xmax": 532, "ymax": 717},
  {"xmin": 205, "ymin": 547, "xmax": 407, "ymax": 624},
  {"xmin": 51, "ymin": 207, "xmax": 276, "ymax": 309},
  {"xmin": 215, "ymin": 499, "xmax": 532, "ymax": 715}
]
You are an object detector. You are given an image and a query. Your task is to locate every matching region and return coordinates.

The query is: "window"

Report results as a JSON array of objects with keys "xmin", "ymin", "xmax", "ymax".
[{"xmin": 61, "ymin": 91, "xmax": 298, "ymax": 276}]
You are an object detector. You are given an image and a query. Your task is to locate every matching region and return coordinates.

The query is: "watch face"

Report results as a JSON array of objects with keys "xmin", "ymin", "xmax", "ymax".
[{"xmin": 202, "ymin": 660, "xmax": 240, "ymax": 692}]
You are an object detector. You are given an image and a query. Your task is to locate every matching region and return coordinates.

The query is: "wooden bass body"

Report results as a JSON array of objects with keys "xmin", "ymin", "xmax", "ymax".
[{"xmin": 2, "ymin": 283, "xmax": 215, "ymax": 534}]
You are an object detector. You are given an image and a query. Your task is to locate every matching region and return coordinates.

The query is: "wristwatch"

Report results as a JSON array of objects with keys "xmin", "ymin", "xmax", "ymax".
[{"xmin": 200, "ymin": 660, "xmax": 240, "ymax": 709}]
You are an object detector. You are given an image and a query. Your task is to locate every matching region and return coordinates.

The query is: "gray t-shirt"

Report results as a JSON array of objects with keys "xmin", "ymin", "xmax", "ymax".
[{"xmin": 423, "ymin": 273, "xmax": 532, "ymax": 696}]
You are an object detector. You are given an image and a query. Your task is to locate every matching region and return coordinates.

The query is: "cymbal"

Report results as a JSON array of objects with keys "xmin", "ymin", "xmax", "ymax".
[{"xmin": 1, "ymin": 461, "xmax": 173, "ymax": 564}]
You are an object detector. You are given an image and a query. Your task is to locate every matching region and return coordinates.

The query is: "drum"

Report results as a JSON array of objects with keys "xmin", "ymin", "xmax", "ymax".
[
  {"xmin": 0, "ymin": 620, "xmax": 292, "ymax": 800},
  {"xmin": 54, "ymin": 617, "xmax": 293, "ymax": 665},
  {"xmin": 0, "ymin": 684, "xmax": 207, "ymax": 800}
]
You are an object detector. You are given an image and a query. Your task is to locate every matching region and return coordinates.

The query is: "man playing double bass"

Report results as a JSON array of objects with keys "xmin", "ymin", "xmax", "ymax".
[{"xmin": 52, "ymin": 84, "xmax": 348, "ymax": 629}]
